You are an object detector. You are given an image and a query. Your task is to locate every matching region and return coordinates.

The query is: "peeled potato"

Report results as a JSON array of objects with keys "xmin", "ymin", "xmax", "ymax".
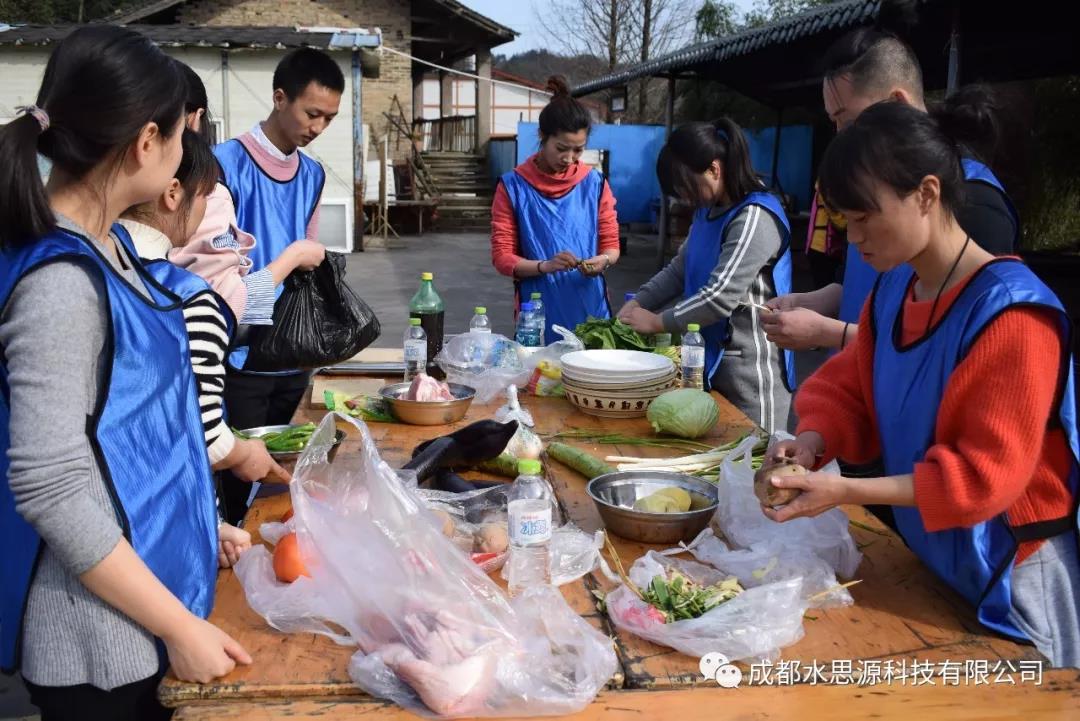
[
  {"xmin": 473, "ymin": 523, "xmax": 509, "ymax": 554},
  {"xmin": 431, "ymin": 509, "xmax": 456, "ymax": 538},
  {"xmin": 754, "ymin": 459, "xmax": 808, "ymax": 508},
  {"xmin": 633, "ymin": 493, "xmax": 680, "ymax": 513},
  {"xmin": 654, "ymin": 487, "xmax": 692, "ymax": 512}
]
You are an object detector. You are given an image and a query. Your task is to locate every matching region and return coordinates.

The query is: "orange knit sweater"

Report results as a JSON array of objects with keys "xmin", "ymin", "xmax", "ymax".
[{"xmin": 796, "ymin": 262, "xmax": 1074, "ymax": 564}]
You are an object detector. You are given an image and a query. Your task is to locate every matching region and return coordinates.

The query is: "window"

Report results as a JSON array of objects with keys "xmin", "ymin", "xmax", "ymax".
[
  {"xmin": 208, "ymin": 117, "xmax": 226, "ymax": 145},
  {"xmin": 316, "ymin": 198, "xmax": 353, "ymax": 253}
]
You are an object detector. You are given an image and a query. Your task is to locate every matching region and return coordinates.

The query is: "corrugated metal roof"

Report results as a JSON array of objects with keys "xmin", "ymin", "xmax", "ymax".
[
  {"xmin": 0, "ymin": 23, "xmax": 380, "ymax": 50},
  {"xmin": 572, "ymin": 0, "xmax": 881, "ymax": 96}
]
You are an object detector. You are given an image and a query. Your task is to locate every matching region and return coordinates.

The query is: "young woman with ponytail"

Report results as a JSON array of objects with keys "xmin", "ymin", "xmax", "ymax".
[
  {"xmin": 619, "ymin": 118, "xmax": 796, "ymax": 433},
  {"xmin": 0, "ymin": 26, "xmax": 250, "ymax": 720},
  {"xmin": 766, "ymin": 101, "xmax": 1080, "ymax": 668},
  {"xmin": 490, "ymin": 75, "xmax": 620, "ymax": 343}
]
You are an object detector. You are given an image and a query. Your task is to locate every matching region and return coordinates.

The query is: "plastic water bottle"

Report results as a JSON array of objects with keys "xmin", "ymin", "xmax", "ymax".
[
  {"xmin": 681, "ymin": 323, "xmax": 705, "ymax": 390},
  {"xmin": 529, "ymin": 292, "xmax": 546, "ymax": 341},
  {"xmin": 403, "ymin": 318, "xmax": 427, "ymax": 382},
  {"xmin": 515, "ymin": 302, "xmax": 542, "ymax": 347},
  {"xmin": 624, "ymin": 292, "xmax": 636, "ymax": 304},
  {"xmin": 507, "ymin": 459, "xmax": 554, "ymax": 595},
  {"xmin": 469, "ymin": 306, "xmax": 491, "ymax": 334}
]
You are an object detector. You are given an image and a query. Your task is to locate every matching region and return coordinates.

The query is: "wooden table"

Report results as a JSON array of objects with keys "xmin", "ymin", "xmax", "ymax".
[{"xmin": 162, "ymin": 391, "xmax": 1076, "ymax": 719}]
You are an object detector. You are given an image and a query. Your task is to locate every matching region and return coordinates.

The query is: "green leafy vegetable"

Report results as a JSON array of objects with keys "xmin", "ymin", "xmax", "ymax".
[
  {"xmin": 574, "ymin": 318, "xmax": 672, "ymax": 353},
  {"xmin": 641, "ymin": 569, "xmax": 743, "ymax": 623},
  {"xmin": 646, "ymin": 389, "xmax": 720, "ymax": 439}
]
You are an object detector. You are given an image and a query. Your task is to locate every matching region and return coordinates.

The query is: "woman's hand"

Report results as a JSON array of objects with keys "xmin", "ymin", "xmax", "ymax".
[
  {"xmin": 163, "ymin": 615, "xmax": 253, "ymax": 684},
  {"xmin": 761, "ymin": 471, "xmax": 850, "ymax": 523},
  {"xmin": 540, "ymin": 251, "xmax": 579, "ymax": 274},
  {"xmin": 230, "ymin": 438, "xmax": 290, "ymax": 484},
  {"xmin": 619, "ymin": 307, "xmax": 665, "ymax": 335},
  {"xmin": 578, "ymin": 254, "xmax": 613, "ymax": 276},
  {"xmin": 765, "ymin": 432, "xmax": 823, "ymax": 469},
  {"xmin": 286, "ymin": 239, "xmax": 326, "ymax": 271},
  {"xmin": 218, "ymin": 523, "xmax": 252, "ymax": 568},
  {"xmin": 619, "ymin": 299, "xmax": 641, "ymax": 316}
]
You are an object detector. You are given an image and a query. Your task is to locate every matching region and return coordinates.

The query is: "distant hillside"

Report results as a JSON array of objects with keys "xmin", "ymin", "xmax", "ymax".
[{"xmin": 494, "ymin": 49, "xmax": 611, "ymax": 89}]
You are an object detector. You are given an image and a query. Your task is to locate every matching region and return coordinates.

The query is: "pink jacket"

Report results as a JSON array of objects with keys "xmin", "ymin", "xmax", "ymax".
[{"xmin": 169, "ymin": 183, "xmax": 255, "ymax": 320}]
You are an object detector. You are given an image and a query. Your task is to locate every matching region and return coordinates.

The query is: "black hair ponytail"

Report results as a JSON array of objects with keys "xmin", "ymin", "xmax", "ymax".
[
  {"xmin": 929, "ymin": 84, "xmax": 1001, "ymax": 165},
  {"xmin": 538, "ymin": 75, "xmax": 591, "ymax": 141},
  {"xmin": 0, "ymin": 25, "xmax": 185, "ymax": 248},
  {"xmin": 179, "ymin": 62, "xmax": 214, "ymax": 143},
  {"xmin": 656, "ymin": 117, "xmax": 762, "ymax": 206}
]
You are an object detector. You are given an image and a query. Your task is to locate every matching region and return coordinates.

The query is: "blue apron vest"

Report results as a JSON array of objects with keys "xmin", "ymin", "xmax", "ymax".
[
  {"xmin": 839, "ymin": 159, "xmax": 1021, "ymax": 323},
  {"xmin": 870, "ymin": 259, "xmax": 1080, "ymax": 640},
  {"xmin": 214, "ymin": 138, "xmax": 325, "ymax": 371},
  {"xmin": 501, "ymin": 168, "xmax": 611, "ymax": 344},
  {"xmin": 682, "ymin": 192, "xmax": 796, "ymax": 391},
  {"xmin": 142, "ymin": 259, "xmax": 237, "ymax": 339},
  {"xmin": 0, "ymin": 226, "xmax": 219, "ymax": 672}
]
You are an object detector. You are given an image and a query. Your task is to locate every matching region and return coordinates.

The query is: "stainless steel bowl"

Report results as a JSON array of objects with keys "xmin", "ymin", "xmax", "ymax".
[
  {"xmin": 379, "ymin": 382, "xmax": 476, "ymax": 426},
  {"xmin": 238, "ymin": 424, "xmax": 346, "ymax": 459},
  {"xmin": 586, "ymin": 470, "xmax": 719, "ymax": 544}
]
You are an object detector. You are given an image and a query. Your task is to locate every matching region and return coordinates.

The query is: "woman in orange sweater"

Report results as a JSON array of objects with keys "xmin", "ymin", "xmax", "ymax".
[
  {"xmin": 764, "ymin": 101, "xmax": 1079, "ymax": 667},
  {"xmin": 490, "ymin": 76, "xmax": 619, "ymax": 343}
]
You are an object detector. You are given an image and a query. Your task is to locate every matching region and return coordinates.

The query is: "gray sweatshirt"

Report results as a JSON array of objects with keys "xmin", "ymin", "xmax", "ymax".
[
  {"xmin": 635, "ymin": 203, "xmax": 794, "ymax": 432},
  {"xmin": 0, "ymin": 218, "xmax": 161, "ymax": 689}
]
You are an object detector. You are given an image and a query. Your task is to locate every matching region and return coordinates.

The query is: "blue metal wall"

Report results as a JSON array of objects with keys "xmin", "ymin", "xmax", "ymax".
[
  {"xmin": 488, "ymin": 138, "xmax": 517, "ymax": 184},
  {"xmin": 514, "ymin": 121, "xmax": 813, "ymax": 224}
]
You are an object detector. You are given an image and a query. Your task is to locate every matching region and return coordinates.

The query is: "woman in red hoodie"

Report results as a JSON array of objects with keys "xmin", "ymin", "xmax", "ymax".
[{"xmin": 490, "ymin": 76, "xmax": 619, "ymax": 343}]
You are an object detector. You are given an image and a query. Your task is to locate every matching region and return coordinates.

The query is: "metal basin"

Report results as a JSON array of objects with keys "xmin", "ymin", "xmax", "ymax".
[
  {"xmin": 237, "ymin": 424, "xmax": 346, "ymax": 459},
  {"xmin": 379, "ymin": 382, "xmax": 476, "ymax": 426},
  {"xmin": 587, "ymin": 470, "xmax": 719, "ymax": 544}
]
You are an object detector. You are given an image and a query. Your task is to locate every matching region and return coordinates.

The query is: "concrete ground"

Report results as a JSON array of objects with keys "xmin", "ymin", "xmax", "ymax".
[{"xmin": 0, "ymin": 230, "xmax": 824, "ymax": 719}]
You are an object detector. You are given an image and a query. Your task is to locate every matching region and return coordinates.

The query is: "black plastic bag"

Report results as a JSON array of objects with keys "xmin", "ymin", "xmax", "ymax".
[{"xmin": 243, "ymin": 252, "xmax": 380, "ymax": 371}]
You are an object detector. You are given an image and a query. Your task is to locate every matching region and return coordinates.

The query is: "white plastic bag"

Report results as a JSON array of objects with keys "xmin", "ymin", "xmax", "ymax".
[
  {"xmin": 605, "ymin": 551, "xmax": 806, "ymax": 662},
  {"xmin": 713, "ymin": 433, "xmax": 863, "ymax": 579},
  {"xmin": 435, "ymin": 333, "xmax": 530, "ymax": 404},
  {"xmin": 236, "ymin": 414, "xmax": 617, "ymax": 718},
  {"xmin": 524, "ymin": 325, "xmax": 584, "ymax": 398},
  {"xmin": 495, "ymin": 387, "xmax": 543, "ymax": 458}
]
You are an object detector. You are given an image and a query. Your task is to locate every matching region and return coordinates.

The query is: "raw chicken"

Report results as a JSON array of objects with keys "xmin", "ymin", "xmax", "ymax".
[{"xmin": 407, "ymin": 373, "xmax": 454, "ymax": 402}]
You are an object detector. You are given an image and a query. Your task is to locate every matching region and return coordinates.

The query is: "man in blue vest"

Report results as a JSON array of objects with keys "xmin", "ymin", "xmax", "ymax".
[
  {"xmin": 761, "ymin": 28, "xmax": 1018, "ymax": 354},
  {"xmin": 213, "ymin": 49, "xmax": 343, "ymax": 523}
]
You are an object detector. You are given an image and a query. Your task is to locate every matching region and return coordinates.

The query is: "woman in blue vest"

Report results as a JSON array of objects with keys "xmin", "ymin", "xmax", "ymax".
[
  {"xmin": 765, "ymin": 101, "xmax": 1080, "ymax": 667},
  {"xmin": 620, "ymin": 119, "xmax": 796, "ymax": 433},
  {"xmin": 490, "ymin": 76, "xmax": 620, "ymax": 343},
  {"xmin": 0, "ymin": 27, "xmax": 251, "ymax": 720}
]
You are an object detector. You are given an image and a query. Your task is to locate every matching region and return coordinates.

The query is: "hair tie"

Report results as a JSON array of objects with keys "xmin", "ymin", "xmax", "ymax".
[{"xmin": 16, "ymin": 105, "xmax": 50, "ymax": 132}]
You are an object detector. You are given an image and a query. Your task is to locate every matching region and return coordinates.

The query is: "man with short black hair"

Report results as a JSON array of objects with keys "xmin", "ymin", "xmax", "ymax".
[{"xmin": 209, "ymin": 48, "xmax": 345, "ymax": 523}]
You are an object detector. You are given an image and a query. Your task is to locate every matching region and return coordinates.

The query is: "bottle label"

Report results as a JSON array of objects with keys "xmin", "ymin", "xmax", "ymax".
[
  {"xmin": 682, "ymin": 346, "xmax": 705, "ymax": 368},
  {"xmin": 404, "ymin": 341, "xmax": 426, "ymax": 363},
  {"xmin": 509, "ymin": 501, "xmax": 552, "ymax": 546}
]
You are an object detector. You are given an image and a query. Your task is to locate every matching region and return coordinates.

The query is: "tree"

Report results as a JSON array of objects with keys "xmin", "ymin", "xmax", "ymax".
[
  {"xmin": 0, "ymin": 0, "xmax": 127, "ymax": 22},
  {"xmin": 535, "ymin": 0, "xmax": 636, "ymax": 73},
  {"xmin": 743, "ymin": 0, "xmax": 836, "ymax": 28},
  {"xmin": 694, "ymin": 0, "xmax": 739, "ymax": 40}
]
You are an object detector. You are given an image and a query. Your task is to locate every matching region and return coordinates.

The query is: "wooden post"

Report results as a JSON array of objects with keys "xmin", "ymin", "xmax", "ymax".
[
  {"xmin": 475, "ymin": 48, "xmax": 493, "ymax": 157},
  {"xmin": 352, "ymin": 50, "xmax": 364, "ymax": 252}
]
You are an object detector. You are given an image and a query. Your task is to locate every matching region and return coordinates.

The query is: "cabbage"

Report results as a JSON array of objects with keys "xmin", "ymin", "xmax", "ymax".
[{"xmin": 646, "ymin": 389, "xmax": 720, "ymax": 439}]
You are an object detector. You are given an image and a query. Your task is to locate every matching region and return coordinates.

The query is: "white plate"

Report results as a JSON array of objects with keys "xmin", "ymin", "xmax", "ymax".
[
  {"xmin": 562, "ymin": 368, "xmax": 676, "ymax": 388},
  {"xmin": 561, "ymin": 350, "xmax": 674, "ymax": 376}
]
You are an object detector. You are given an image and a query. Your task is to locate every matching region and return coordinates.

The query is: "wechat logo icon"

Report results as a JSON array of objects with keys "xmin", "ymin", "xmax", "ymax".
[{"xmin": 700, "ymin": 652, "xmax": 743, "ymax": 689}]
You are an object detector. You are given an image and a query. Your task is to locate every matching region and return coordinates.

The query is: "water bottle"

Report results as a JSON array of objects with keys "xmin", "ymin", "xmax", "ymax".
[
  {"xmin": 507, "ymin": 459, "xmax": 554, "ymax": 595},
  {"xmin": 624, "ymin": 292, "xmax": 636, "ymax": 304},
  {"xmin": 403, "ymin": 318, "xmax": 427, "ymax": 382},
  {"xmin": 469, "ymin": 306, "xmax": 491, "ymax": 334},
  {"xmin": 681, "ymin": 323, "xmax": 705, "ymax": 390},
  {"xmin": 515, "ymin": 302, "xmax": 542, "ymax": 348},
  {"xmin": 529, "ymin": 292, "xmax": 546, "ymax": 342}
]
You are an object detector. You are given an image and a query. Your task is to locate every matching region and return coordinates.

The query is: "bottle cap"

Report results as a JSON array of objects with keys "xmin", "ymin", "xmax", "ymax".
[
  {"xmin": 520, "ymin": 302, "xmax": 535, "ymax": 312},
  {"xmin": 518, "ymin": 459, "xmax": 542, "ymax": 475},
  {"xmin": 530, "ymin": 292, "xmax": 542, "ymax": 300},
  {"xmin": 624, "ymin": 292, "xmax": 636, "ymax": 302},
  {"xmin": 409, "ymin": 318, "xmax": 422, "ymax": 326},
  {"xmin": 687, "ymin": 323, "xmax": 701, "ymax": 332},
  {"xmin": 421, "ymin": 272, "xmax": 433, "ymax": 281},
  {"xmin": 474, "ymin": 306, "xmax": 487, "ymax": 315}
]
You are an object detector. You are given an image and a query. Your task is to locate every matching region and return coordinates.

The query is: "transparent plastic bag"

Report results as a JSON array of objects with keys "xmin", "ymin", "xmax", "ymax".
[
  {"xmin": 713, "ymin": 434, "xmax": 863, "ymax": 579},
  {"xmin": 415, "ymin": 485, "xmax": 511, "ymax": 574},
  {"xmin": 435, "ymin": 333, "xmax": 531, "ymax": 404},
  {"xmin": 495, "ymin": 387, "xmax": 542, "ymax": 458},
  {"xmin": 605, "ymin": 551, "xmax": 806, "ymax": 662},
  {"xmin": 236, "ymin": 414, "xmax": 617, "ymax": 717},
  {"xmin": 524, "ymin": 325, "xmax": 584, "ymax": 397}
]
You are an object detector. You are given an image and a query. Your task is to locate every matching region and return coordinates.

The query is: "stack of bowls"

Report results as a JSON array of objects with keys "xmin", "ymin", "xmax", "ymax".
[{"xmin": 561, "ymin": 349, "xmax": 677, "ymax": 418}]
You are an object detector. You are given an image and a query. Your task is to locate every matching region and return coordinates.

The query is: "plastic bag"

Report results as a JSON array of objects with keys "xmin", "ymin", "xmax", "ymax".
[
  {"xmin": 244, "ymin": 252, "xmax": 380, "ymax": 371},
  {"xmin": 436, "ymin": 333, "xmax": 531, "ymax": 404},
  {"xmin": 713, "ymin": 433, "xmax": 863, "ymax": 579},
  {"xmin": 525, "ymin": 325, "xmax": 584, "ymax": 397},
  {"xmin": 414, "ymin": 485, "xmax": 512, "ymax": 574},
  {"xmin": 236, "ymin": 414, "xmax": 617, "ymax": 717},
  {"xmin": 495, "ymin": 387, "xmax": 542, "ymax": 459},
  {"xmin": 605, "ymin": 551, "xmax": 806, "ymax": 662}
]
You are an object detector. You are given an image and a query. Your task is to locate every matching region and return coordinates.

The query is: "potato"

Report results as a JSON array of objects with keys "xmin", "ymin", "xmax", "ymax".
[
  {"xmin": 474, "ymin": 523, "xmax": 509, "ymax": 554},
  {"xmin": 431, "ymin": 509, "xmax": 456, "ymax": 538},
  {"xmin": 754, "ymin": 459, "xmax": 808, "ymax": 508},
  {"xmin": 633, "ymin": 493, "xmax": 680, "ymax": 513},
  {"xmin": 654, "ymin": 487, "xmax": 692, "ymax": 512}
]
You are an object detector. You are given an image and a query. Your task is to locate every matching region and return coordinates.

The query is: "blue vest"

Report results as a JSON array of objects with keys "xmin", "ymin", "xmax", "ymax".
[
  {"xmin": 682, "ymin": 192, "xmax": 796, "ymax": 391},
  {"xmin": 141, "ymin": 259, "xmax": 237, "ymax": 339},
  {"xmin": 870, "ymin": 259, "xmax": 1079, "ymax": 640},
  {"xmin": 501, "ymin": 169, "xmax": 611, "ymax": 344},
  {"xmin": 214, "ymin": 138, "xmax": 325, "ymax": 370},
  {"xmin": 839, "ymin": 159, "xmax": 1020, "ymax": 323},
  {"xmin": 0, "ymin": 226, "xmax": 219, "ymax": 672}
]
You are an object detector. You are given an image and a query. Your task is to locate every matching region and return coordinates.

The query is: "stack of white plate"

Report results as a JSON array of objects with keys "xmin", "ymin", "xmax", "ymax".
[{"xmin": 561, "ymin": 350, "xmax": 677, "ymax": 418}]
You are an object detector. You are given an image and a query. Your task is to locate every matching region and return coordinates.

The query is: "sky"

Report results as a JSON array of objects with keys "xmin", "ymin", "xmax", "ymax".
[{"xmin": 460, "ymin": 0, "xmax": 759, "ymax": 57}]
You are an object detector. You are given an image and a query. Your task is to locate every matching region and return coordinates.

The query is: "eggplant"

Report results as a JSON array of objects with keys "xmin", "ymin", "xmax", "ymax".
[{"xmin": 402, "ymin": 420, "xmax": 519, "ymax": 483}]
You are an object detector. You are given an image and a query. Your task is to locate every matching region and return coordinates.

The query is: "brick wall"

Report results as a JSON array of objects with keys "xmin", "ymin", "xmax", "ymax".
[{"xmin": 179, "ymin": 0, "xmax": 415, "ymax": 160}]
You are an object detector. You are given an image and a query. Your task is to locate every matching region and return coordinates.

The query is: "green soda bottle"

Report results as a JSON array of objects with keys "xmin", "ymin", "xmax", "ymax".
[{"xmin": 409, "ymin": 272, "xmax": 445, "ymax": 379}]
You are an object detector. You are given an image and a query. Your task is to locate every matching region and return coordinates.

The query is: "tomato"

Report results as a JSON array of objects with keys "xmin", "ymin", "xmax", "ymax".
[{"xmin": 273, "ymin": 532, "xmax": 309, "ymax": 583}]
